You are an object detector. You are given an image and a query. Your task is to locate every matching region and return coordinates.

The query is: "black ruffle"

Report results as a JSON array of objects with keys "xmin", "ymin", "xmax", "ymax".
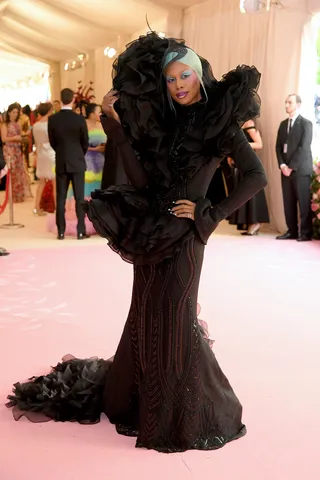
[
  {"xmin": 83, "ymin": 187, "xmax": 195, "ymax": 265},
  {"xmin": 204, "ymin": 65, "xmax": 261, "ymax": 155},
  {"xmin": 83, "ymin": 34, "xmax": 262, "ymax": 264},
  {"xmin": 6, "ymin": 358, "xmax": 110, "ymax": 424},
  {"xmin": 111, "ymin": 33, "xmax": 261, "ymax": 187}
]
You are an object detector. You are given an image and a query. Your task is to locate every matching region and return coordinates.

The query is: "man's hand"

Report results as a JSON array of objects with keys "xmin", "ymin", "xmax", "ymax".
[
  {"xmin": 281, "ymin": 165, "xmax": 293, "ymax": 177},
  {"xmin": 102, "ymin": 90, "xmax": 120, "ymax": 123}
]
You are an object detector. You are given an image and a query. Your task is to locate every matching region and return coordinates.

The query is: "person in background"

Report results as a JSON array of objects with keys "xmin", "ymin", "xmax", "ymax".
[
  {"xmin": 1, "ymin": 104, "xmax": 31, "ymax": 203},
  {"xmin": 276, "ymin": 94, "xmax": 313, "ymax": 241},
  {"xmin": 48, "ymin": 103, "xmax": 105, "ymax": 236},
  {"xmin": 229, "ymin": 120, "xmax": 269, "ymax": 235},
  {"xmin": 0, "ymin": 136, "xmax": 9, "ymax": 256},
  {"xmin": 32, "ymin": 103, "xmax": 56, "ymax": 216},
  {"xmin": 48, "ymin": 88, "xmax": 89, "ymax": 240},
  {"xmin": 52, "ymin": 100, "xmax": 61, "ymax": 114}
]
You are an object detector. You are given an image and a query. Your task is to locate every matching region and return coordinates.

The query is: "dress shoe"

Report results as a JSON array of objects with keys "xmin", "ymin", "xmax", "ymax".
[
  {"xmin": 57, "ymin": 233, "xmax": 65, "ymax": 240},
  {"xmin": 77, "ymin": 233, "xmax": 90, "ymax": 240},
  {"xmin": 297, "ymin": 235, "xmax": 312, "ymax": 242},
  {"xmin": 276, "ymin": 232, "xmax": 298, "ymax": 240},
  {"xmin": 242, "ymin": 223, "xmax": 260, "ymax": 236}
]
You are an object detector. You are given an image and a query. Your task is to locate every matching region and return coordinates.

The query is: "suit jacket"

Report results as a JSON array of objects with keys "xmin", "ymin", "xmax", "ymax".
[
  {"xmin": 276, "ymin": 114, "xmax": 313, "ymax": 176},
  {"xmin": 48, "ymin": 110, "xmax": 89, "ymax": 174}
]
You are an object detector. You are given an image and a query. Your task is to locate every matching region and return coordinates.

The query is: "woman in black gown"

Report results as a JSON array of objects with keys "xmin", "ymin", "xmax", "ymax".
[
  {"xmin": 229, "ymin": 120, "xmax": 270, "ymax": 235},
  {"xmin": 7, "ymin": 34, "xmax": 267, "ymax": 453}
]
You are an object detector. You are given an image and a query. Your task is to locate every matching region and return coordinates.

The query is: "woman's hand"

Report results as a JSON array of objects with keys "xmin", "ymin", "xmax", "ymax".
[
  {"xmin": 96, "ymin": 145, "xmax": 105, "ymax": 153},
  {"xmin": 171, "ymin": 200, "xmax": 196, "ymax": 220},
  {"xmin": 88, "ymin": 145, "xmax": 105, "ymax": 152},
  {"xmin": 102, "ymin": 90, "xmax": 120, "ymax": 123}
]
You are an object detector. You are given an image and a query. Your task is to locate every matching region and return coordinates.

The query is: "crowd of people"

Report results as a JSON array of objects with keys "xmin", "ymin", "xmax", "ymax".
[
  {"xmin": 0, "ymin": 92, "xmax": 107, "ymax": 240},
  {"xmin": 0, "ymin": 87, "xmax": 314, "ymax": 246}
]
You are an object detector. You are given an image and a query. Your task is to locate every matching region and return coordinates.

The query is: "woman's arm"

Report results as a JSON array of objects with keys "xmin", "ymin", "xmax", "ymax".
[
  {"xmin": 1, "ymin": 124, "xmax": 21, "ymax": 143},
  {"xmin": 195, "ymin": 129, "xmax": 267, "ymax": 243},
  {"xmin": 246, "ymin": 126, "xmax": 263, "ymax": 150},
  {"xmin": 100, "ymin": 115, "xmax": 148, "ymax": 190}
]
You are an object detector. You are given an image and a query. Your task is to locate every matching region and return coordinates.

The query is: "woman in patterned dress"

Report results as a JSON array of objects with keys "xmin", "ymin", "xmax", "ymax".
[{"xmin": 1, "ymin": 104, "xmax": 31, "ymax": 203}]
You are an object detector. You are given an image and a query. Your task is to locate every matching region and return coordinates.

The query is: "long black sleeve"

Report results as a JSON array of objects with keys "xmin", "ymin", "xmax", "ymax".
[
  {"xmin": 276, "ymin": 124, "xmax": 286, "ymax": 168},
  {"xmin": 195, "ymin": 129, "xmax": 267, "ymax": 243},
  {"xmin": 48, "ymin": 116, "xmax": 57, "ymax": 151},
  {"xmin": 100, "ymin": 115, "xmax": 148, "ymax": 190}
]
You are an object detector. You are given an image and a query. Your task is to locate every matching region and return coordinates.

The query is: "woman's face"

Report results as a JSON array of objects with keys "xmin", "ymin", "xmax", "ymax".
[
  {"xmin": 165, "ymin": 61, "xmax": 201, "ymax": 106},
  {"xmin": 9, "ymin": 108, "xmax": 19, "ymax": 122}
]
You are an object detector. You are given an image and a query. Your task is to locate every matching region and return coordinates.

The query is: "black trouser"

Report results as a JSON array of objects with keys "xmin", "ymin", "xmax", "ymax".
[
  {"xmin": 56, "ymin": 172, "xmax": 85, "ymax": 235},
  {"xmin": 281, "ymin": 173, "xmax": 312, "ymax": 237}
]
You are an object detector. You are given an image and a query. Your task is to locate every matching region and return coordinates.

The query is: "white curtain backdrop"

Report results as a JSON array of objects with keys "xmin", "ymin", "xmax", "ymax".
[{"xmin": 183, "ymin": 0, "xmax": 312, "ymax": 232}]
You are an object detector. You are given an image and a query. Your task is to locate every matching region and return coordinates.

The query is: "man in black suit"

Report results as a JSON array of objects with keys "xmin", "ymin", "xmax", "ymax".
[
  {"xmin": 48, "ymin": 88, "xmax": 89, "ymax": 239},
  {"xmin": 276, "ymin": 94, "xmax": 313, "ymax": 241}
]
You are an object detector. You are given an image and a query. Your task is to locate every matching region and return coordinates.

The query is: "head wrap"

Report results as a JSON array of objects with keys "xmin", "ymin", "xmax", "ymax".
[{"xmin": 162, "ymin": 45, "xmax": 207, "ymax": 109}]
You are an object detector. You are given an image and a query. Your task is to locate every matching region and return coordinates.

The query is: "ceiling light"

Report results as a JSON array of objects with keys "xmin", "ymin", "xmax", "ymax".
[
  {"xmin": 107, "ymin": 48, "xmax": 116, "ymax": 58},
  {"xmin": 240, "ymin": 0, "xmax": 246, "ymax": 12},
  {"xmin": 64, "ymin": 63, "xmax": 69, "ymax": 71},
  {"xmin": 240, "ymin": 0, "xmax": 260, "ymax": 12},
  {"xmin": 104, "ymin": 47, "xmax": 109, "ymax": 56},
  {"xmin": 78, "ymin": 53, "xmax": 85, "ymax": 61}
]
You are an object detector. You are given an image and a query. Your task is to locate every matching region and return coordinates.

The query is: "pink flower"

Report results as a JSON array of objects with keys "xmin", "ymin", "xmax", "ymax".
[
  {"xmin": 317, "ymin": 213, "xmax": 320, "ymax": 220},
  {"xmin": 313, "ymin": 193, "xmax": 318, "ymax": 200},
  {"xmin": 311, "ymin": 203, "xmax": 319, "ymax": 212}
]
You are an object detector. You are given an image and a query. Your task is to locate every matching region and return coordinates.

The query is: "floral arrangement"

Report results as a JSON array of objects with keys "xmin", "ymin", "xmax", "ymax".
[
  {"xmin": 311, "ymin": 159, "xmax": 320, "ymax": 239},
  {"xmin": 74, "ymin": 81, "xmax": 95, "ymax": 105}
]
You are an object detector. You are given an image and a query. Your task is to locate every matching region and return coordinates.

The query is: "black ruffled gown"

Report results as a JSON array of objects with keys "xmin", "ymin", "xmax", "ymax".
[{"xmin": 6, "ymin": 35, "xmax": 267, "ymax": 453}]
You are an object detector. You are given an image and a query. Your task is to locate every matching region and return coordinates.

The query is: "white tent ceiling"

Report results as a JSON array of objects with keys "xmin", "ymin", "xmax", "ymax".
[{"xmin": 0, "ymin": 0, "xmax": 205, "ymax": 86}]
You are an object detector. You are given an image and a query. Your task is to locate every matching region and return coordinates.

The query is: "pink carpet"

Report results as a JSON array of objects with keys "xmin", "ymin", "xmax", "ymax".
[{"xmin": 0, "ymin": 236, "xmax": 319, "ymax": 479}]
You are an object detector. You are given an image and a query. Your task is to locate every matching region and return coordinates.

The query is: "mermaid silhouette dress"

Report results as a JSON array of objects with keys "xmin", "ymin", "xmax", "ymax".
[{"xmin": 7, "ymin": 34, "xmax": 267, "ymax": 453}]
